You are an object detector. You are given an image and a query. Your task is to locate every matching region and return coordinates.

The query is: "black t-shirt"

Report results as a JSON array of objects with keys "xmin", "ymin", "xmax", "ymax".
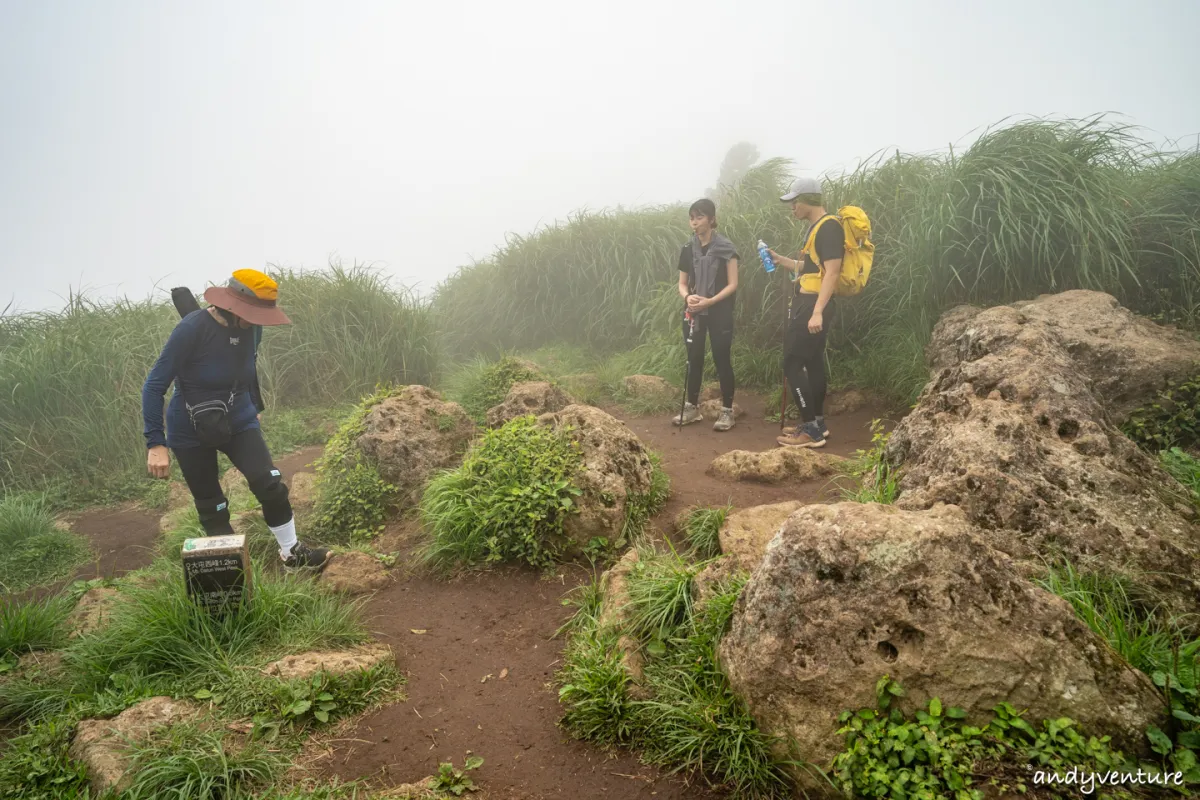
[
  {"xmin": 801, "ymin": 216, "xmax": 845, "ymax": 275},
  {"xmin": 794, "ymin": 216, "xmax": 845, "ymax": 297},
  {"xmin": 679, "ymin": 241, "xmax": 737, "ymax": 319}
]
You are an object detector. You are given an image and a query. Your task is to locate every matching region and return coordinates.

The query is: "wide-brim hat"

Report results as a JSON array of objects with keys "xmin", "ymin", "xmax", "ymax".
[{"xmin": 204, "ymin": 269, "xmax": 292, "ymax": 326}]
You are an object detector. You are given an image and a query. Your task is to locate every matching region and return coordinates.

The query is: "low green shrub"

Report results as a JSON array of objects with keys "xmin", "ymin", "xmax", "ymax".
[
  {"xmin": 419, "ymin": 415, "xmax": 583, "ymax": 570},
  {"xmin": 446, "ymin": 355, "xmax": 548, "ymax": 424},
  {"xmin": 0, "ymin": 714, "xmax": 90, "ymax": 800},
  {"xmin": 0, "ymin": 495, "xmax": 91, "ymax": 593},
  {"xmin": 838, "ymin": 419, "xmax": 901, "ymax": 504},
  {"xmin": 1122, "ymin": 375, "xmax": 1200, "ymax": 452},
  {"xmin": 310, "ymin": 386, "xmax": 399, "ymax": 544},
  {"xmin": 832, "ymin": 676, "xmax": 1197, "ymax": 799}
]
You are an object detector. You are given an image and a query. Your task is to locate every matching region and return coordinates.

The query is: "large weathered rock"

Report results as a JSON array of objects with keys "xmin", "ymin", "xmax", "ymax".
[
  {"xmin": 887, "ymin": 290, "xmax": 1200, "ymax": 613},
  {"xmin": 536, "ymin": 405, "xmax": 655, "ymax": 551},
  {"xmin": 707, "ymin": 448, "xmax": 843, "ymax": 484},
  {"xmin": 263, "ymin": 643, "xmax": 395, "ymax": 682},
  {"xmin": 720, "ymin": 502, "xmax": 1166, "ymax": 781},
  {"xmin": 354, "ymin": 386, "xmax": 477, "ymax": 505},
  {"xmin": 318, "ymin": 551, "xmax": 392, "ymax": 595},
  {"xmin": 485, "ymin": 381, "xmax": 574, "ymax": 428},
  {"xmin": 924, "ymin": 291, "xmax": 1200, "ymax": 421},
  {"xmin": 71, "ymin": 697, "xmax": 198, "ymax": 794}
]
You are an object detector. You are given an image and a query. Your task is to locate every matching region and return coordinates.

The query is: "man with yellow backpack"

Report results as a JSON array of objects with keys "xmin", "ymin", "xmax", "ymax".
[{"xmin": 768, "ymin": 176, "xmax": 874, "ymax": 448}]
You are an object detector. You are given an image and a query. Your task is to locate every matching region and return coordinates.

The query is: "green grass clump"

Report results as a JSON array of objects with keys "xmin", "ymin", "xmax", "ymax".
[
  {"xmin": 0, "ymin": 495, "xmax": 91, "ymax": 593},
  {"xmin": 69, "ymin": 566, "xmax": 366, "ymax": 691},
  {"xmin": 0, "ymin": 594, "xmax": 72, "ymax": 664},
  {"xmin": 419, "ymin": 415, "xmax": 583, "ymax": 570},
  {"xmin": 310, "ymin": 386, "xmax": 400, "ymax": 544},
  {"xmin": 445, "ymin": 355, "xmax": 548, "ymax": 423},
  {"xmin": 123, "ymin": 722, "xmax": 286, "ymax": 800},
  {"xmin": 837, "ymin": 419, "xmax": 901, "ymax": 504},
  {"xmin": 558, "ymin": 551, "xmax": 791, "ymax": 797},
  {"xmin": 680, "ymin": 503, "xmax": 730, "ymax": 560},
  {"xmin": 1161, "ymin": 447, "xmax": 1200, "ymax": 506},
  {"xmin": 621, "ymin": 452, "xmax": 670, "ymax": 544}
]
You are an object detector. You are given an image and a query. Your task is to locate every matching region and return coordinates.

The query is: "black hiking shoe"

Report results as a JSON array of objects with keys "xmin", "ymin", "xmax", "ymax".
[{"xmin": 283, "ymin": 542, "xmax": 331, "ymax": 573}]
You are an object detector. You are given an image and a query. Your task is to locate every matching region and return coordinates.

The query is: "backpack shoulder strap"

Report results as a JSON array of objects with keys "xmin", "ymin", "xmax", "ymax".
[{"xmin": 802, "ymin": 214, "xmax": 841, "ymax": 265}]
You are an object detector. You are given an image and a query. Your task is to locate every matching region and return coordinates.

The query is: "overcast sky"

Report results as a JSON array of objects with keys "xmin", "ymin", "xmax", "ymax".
[{"xmin": 3, "ymin": 0, "xmax": 1198, "ymax": 313}]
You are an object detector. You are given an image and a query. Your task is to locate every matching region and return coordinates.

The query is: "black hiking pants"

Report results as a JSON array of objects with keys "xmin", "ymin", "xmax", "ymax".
[
  {"xmin": 683, "ymin": 310, "xmax": 735, "ymax": 408},
  {"xmin": 172, "ymin": 427, "xmax": 293, "ymax": 537},
  {"xmin": 783, "ymin": 293, "xmax": 832, "ymax": 423}
]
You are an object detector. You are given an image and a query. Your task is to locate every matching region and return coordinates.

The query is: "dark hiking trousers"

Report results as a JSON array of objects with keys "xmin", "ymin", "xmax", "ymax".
[
  {"xmin": 172, "ymin": 427, "xmax": 292, "ymax": 537},
  {"xmin": 783, "ymin": 293, "xmax": 833, "ymax": 423},
  {"xmin": 683, "ymin": 311, "xmax": 735, "ymax": 407}
]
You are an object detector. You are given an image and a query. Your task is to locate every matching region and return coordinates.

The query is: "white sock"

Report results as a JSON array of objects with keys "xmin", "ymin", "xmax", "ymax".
[{"xmin": 268, "ymin": 517, "xmax": 298, "ymax": 559}]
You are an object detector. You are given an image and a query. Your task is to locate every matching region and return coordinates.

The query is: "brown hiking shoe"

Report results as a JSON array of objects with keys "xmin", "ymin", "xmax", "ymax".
[{"xmin": 776, "ymin": 422, "xmax": 826, "ymax": 448}]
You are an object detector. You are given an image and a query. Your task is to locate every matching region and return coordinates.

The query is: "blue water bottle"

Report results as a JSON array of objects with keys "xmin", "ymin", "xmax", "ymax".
[{"xmin": 757, "ymin": 239, "xmax": 775, "ymax": 273}]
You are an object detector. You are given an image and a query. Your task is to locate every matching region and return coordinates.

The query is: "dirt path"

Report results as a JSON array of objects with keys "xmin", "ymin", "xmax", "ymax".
[{"xmin": 323, "ymin": 392, "xmax": 894, "ymax": 798}]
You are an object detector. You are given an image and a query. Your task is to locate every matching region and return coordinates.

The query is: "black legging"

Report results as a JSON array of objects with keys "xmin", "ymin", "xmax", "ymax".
[
  {"xmin": 173, "ymin": 427, "xmax": 293, "ymax": 536},
  {"xmin": 783, "ymin": 293, "xmax": 832, "ymax": 423},
  {"xmin": 683, "ymin": 311, "xmax": 735, "ymax": 407}
]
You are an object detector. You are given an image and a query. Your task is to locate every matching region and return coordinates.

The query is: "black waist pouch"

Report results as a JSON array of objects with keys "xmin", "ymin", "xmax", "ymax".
[{"xmin": 186, "ymin": 392, "xmax": 236, "ymax": 447}]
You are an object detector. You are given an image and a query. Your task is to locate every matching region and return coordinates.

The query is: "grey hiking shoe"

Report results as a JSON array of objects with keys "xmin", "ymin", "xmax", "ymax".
[
  {"xmin": 713, "ymin": 407, "xmax": 736, "ymax": 431},
  {"xmin": 283, "ymin": 542, "xmax": 331, "ymax": 573},
  {"xmin": 672, "ymin": 402, "xmax": 703, "ymax": 426}
]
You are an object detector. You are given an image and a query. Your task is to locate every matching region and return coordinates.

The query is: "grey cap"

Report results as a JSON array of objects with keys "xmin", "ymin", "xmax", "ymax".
[{"xmin": 780, "ymin": 176, "xmax": 822, "ymax": 202}]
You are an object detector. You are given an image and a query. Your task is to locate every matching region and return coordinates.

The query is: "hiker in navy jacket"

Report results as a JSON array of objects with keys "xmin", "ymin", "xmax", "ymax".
[{"xmin": 142, "ymin": 269, "xmax": 330, "ymax": 571}]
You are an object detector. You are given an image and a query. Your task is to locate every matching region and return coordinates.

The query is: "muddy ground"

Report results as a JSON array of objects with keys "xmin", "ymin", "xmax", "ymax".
[{"xmin": 30, "ymin": 391, "xmax": 892, "ymax": 798}]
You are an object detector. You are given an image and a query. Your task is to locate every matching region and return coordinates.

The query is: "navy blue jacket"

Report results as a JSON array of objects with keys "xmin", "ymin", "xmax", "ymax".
[{"xmin": 142, "ymin": 309, "xmax": 262, "ymax": 449}]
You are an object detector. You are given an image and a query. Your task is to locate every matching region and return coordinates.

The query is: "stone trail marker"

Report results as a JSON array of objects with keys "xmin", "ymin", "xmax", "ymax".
[{"xmin": 181, "ymin": 534, "xmax": 252, "ymax": 613}]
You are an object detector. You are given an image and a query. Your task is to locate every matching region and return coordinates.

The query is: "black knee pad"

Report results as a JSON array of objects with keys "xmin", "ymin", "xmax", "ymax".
[
  {"xmin": 247, "ymin": 468, "xmax": 292, "ymax": 527},
  {"xmin": 194, "ymin": 495, "xmax": 234, "ymax": 536}
]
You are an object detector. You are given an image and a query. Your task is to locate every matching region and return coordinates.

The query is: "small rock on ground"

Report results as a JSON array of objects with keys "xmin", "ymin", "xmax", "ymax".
[
  {"xmin": 699, "ymin": 400, "xmax": 745, "ymax": 419},
  {"xmin": 263, "ymin": 642, "xmax": 395, "ymax": 682},
  {"xmin": 621, "ymin": 374, "xmax": 673, "ymax": 399},
  {"xmin": 707, "ymin": 447, "xmax": 844, "ymax": 484},
  {"xmin": 319, "ymin": 551, "xmax": 393, "ymax": 595}
]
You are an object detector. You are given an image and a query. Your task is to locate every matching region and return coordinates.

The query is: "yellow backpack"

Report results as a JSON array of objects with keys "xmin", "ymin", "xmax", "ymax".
[{"xmin": 796, "ymin": 206, "xmax": 875, "ymax": 296}]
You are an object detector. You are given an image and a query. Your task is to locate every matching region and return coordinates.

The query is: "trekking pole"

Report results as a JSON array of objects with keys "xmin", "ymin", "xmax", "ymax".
[
  {"xmin": 677, "ymin": 310, "xmax": 695, "ymax": 434},
  {"xmin": 780, "ymin": 281, "xmax": 791, "ymax": 431}
]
